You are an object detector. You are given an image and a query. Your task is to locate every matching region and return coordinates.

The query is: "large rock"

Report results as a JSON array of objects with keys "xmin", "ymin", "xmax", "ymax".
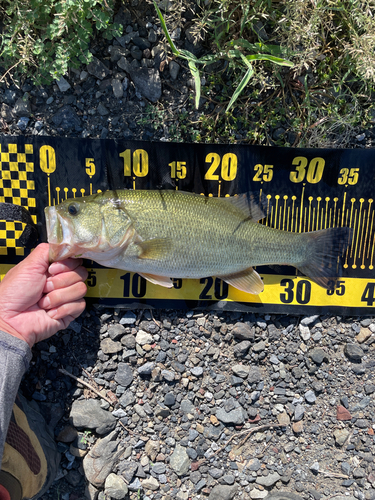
[
  {"xmin": 232, "ymin": 322, "xmax": 254, "ymax": 341},
  {"xmin": 104, "ymin": 473, "xmax": 128, "ymax": 499},
  {"xmin": 180, "ymin": 399, "xmax": 195, "ymax": 414},
  {"xmin": 208, "ymin": 485, "xmax": 238, "ymax": 500},
  {"xmin": 216, "ymin": 407, "xmax": 246, "ymax": 425},
  {"xmin": 309, "ymin": 348, "xmax": 329, "ymax": 364},
  {"xmin": 333, "ymin": 428, "xmax": 350, "ymax": 446},
  {"xmin": 128, "ymin": 67, "xmax": 162, "ymax": 103},
  {"xmin": 115, "ymin": 363, "xmax": 134, "ymax": 387},
  {"xmin": 83, "ymin": 431, "xmax": 123, "ymax": 487},
  {"xmin": 136, "ymin": 330, "xmax": 153, "ymax": 345},
  {"xmin": 70, "ymin": 399, "xmax": 116, "ymax": 435},
  {"xmin": 119, "ymin": 390, "xmax": 135, "ymax": 408},
  {"xmin": 247, "ymin": 367, "xmax": 263, "ymax": 384},
  {"xmin": 51, "ymin": 105, "xmax": 81, "ymax": 130},
  {"xmin": 169, "ymin": 444, "xmax": 191, "ymax": 476},
  {"xmin": 344, "ymin": 343, "xmax": 364, "ymax": 362},
  {"xmin": 232, "ymin": 364, "xmax": 250, "ymax": 378},
  {"xmin": 256, "ymin": 472, "xmax": 281, "ymax": 487},
  {"xmin": 142, "ymin": 476, "xmax": 159, "ymax": 491},
  {"xmin": 87, "ymin": 56, "xmax": 111, "ymax": 79},
  {"xmin": 232, "ymin": 340, "xmax": 250, "ymax": 357},
  {"xmin": 100, "ymin": 338, "xmax": 122, "ymax": 354},
  {"xmin": 145, "ymin": 440, "xmax": 160, "ymax": 461}
]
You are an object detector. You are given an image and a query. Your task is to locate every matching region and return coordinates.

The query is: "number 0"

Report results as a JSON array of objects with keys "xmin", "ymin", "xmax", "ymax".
[{"xmin": 39, "ymin": 145, "xmax": 56, "ymax": 174}]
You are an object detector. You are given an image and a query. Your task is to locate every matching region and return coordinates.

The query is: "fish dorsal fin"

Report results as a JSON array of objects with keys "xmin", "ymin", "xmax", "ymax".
[
  {"xmin": 137, "ymin": 238, "xmax": 172, "ymax": 260},
  {"xmin": 139, "ymin": 273, "xmax": 173, "ymax": 288},
  {"xmin": 224, "ymin": 192, "xmax": 269, "ymax": 222},
  {"xmin": 218, "ymin": 267, "xmax": 264, "ymax": 295}
]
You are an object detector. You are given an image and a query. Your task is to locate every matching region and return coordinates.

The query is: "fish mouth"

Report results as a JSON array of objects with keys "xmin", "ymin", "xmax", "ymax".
[{"xmin": 45, "ymin": 206, "xmax": 76, "ymax": 262}]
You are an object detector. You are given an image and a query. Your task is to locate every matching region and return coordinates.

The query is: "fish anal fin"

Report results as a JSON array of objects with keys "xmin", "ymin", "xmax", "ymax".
[
  {"xmin": 218, "ymin": 267, "xmax": 264, "ymax": 295},
  {"xmin": 139, "ymin": 273, "xmax": 173, "ymax": 288},
  {"xmin": 137, "ymin": 238, "xmax": 172, "ymax": 260}
]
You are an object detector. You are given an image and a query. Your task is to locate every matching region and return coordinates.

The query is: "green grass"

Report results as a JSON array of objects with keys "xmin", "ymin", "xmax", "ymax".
[
  {"xmin": 0, "ymin": 0, "xmax": 122, "ymax": 84},
  {"xmin": 1, "ymin": 0, "xmax": 374, "ymax": 146},
  {"xmin": 155, "ymin": 0, "xmax": 375, "ymax": 147}
]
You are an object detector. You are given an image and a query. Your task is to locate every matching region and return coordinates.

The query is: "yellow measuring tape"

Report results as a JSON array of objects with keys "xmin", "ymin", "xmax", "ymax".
[{"xmin": 0, "ymin": 137, "xmax": 374, "ymax": 314}]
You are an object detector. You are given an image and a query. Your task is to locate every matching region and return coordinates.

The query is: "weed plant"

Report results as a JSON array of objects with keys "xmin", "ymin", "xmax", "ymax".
[
  {"xmin": 1, "ymin": 0, "xmax": 374, "ymax": 146},
  {"xmin": 155, "ymin": 0, "xmax": 375, "ymax": 146},
  {"xmin": 0, "ymin": 0, "xmax": 122, "ymax": 84}
]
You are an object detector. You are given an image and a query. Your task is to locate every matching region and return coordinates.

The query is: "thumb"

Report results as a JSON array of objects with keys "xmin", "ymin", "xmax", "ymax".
[{"xmin": 16, "ymin": 243, "xmax": 50, "ymax": 275}]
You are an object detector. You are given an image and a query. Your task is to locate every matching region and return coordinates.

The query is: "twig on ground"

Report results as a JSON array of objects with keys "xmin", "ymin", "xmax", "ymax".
[
  {"xmin": 194, "ymin": 423, "xmax": 284, "ymax": 468},
  {"xmin": 318, "ymin": 470, "xmax": 349, "ymax": 479},
  {"xmin": 59, "ymin": 367, "xmax": 135, "ymax": 435},
  {"xmin": 59, "ymin": 367, "xmax": 114, "ymax": 405},
  {"xmin": 236, "ymin": 423, "xmax": 284, "ymax": 448},
  {"xmin": 149, "ymin": 309, "xmax": 162, "ymax": 328}
]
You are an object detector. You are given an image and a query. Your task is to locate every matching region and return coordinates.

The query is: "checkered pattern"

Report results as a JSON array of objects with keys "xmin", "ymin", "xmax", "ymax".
[{"xmin": 0, "ymin": 143, "xmax": 36, "ymax": 256}]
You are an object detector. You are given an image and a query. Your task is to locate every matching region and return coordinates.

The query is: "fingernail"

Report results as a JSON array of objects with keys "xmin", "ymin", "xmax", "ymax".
[
  {"xmin": 47, "ymin": 308, "xmax": 57, "ymax": 319},
  {"xmin": 41, "ymin": 295, "xmax": 51, "ymax": 309},
  {"xmin": 48, "ymin": 263, "xmax": 60, "ymax": 275},
  {"xmin": 44, "ymin": 280, "xmax": 54, "ymax": 293}
]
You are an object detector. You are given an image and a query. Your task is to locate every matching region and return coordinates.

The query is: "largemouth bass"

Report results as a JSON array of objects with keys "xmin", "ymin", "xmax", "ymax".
[{"xmin": 45, "ymin": 190, "xmax": 352, "ymax": 294}]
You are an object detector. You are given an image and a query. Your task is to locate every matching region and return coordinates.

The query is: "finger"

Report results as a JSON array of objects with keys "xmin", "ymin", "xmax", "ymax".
[
  {"xmin": 46, "ymin": 298, "xmax": 86, "ymax": 322},
  {"xmin": 1, "ymin": 243, "xmax": 50, "ymax": 284},
  {"xmin": 48, "ymin": 258, "xmax": 84, "ymax": 276},
  {"xmin": 43, "ymin": 266, "xmax": 88, "ymax": 293},
  {"xmin": 38, "ymin": 281, "xmax": 87, "ymax": 310},
  {"xmin": 20, "ymin": 243, "xmax": 50, "ymax": 273}
]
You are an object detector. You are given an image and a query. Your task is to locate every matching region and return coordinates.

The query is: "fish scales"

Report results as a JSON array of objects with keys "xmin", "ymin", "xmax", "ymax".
[{"xmin": 98, "ymin": 190, "xmax": 303, "ymax": 277}]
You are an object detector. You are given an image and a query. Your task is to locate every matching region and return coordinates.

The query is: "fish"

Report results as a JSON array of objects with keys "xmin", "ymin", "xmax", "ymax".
[{"xmin": 45, "ymin": 189, "xmax": 352, "ymax": 295}]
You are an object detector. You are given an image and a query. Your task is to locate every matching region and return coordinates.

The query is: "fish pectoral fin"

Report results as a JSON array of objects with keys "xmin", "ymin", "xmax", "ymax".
[
  {"xmin": 218, "ymin": 267, "xmax": 264, "ymax": 295},
  {"xmin": 137, "ymin": 238, "xmax": 172, "ymax": 260},
  {"xmin": 139, "ymin": 273, "xmax": 173, "ymax": 288}
]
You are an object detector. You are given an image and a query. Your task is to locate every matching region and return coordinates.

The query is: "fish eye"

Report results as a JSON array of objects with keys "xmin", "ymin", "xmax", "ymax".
[{"xmin": 68, "ymin": 203, "xmax": 79, "ymax": 216}]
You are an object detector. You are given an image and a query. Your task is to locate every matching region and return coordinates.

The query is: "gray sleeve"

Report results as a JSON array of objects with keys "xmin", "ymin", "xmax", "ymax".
[{"xmin": 0, "ymin": 330, "xmax": 32, "ymax": 469}]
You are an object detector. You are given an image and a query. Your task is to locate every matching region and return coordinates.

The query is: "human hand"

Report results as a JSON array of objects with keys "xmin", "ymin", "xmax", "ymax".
[{"xmin": 0, "ymin": 243, "xmax": 88, "ymax": 348}]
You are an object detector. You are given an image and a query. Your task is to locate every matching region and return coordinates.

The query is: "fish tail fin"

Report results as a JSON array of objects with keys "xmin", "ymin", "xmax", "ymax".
[{"xmin": 295, "ymin": 227, "xmax": 352, "ymax": 288}]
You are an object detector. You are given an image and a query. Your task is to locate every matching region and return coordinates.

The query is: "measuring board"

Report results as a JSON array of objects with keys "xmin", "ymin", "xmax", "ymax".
[{"xmin": 0, "ymin": 136, "xmax": 374, "ymax": 315}]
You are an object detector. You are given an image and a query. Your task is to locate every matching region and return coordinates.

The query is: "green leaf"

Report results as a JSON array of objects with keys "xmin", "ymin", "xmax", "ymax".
[
  {"xmin": 226, "ymin": 65, "xmax": 254, "ymax": 112},
  {"xmin": 245, "ymin": 54, "xmax": 294, "ymax": 67},
  {"xmin": 238, "ymin": 51, "xmax": 253, "ymax": 70},
  {"xmin": 179, "ymin": 48, "xmax": 199, "ymax": 62},
  {"xmin": 229, "ymin": 39, "xmax": 292, "ymax": 58},
  {"xmin": 187, "ymin": 58, "xmax": 201, "ymax": 109},
  {"xmin": 240, "ymin": 4, "xmax": 250, "ymax": 36},
  {"xmin": 197, "ymin": 54, "xmax": 218, "ymax": 65},
  {"xmin": 227, "ymin": 39, "xmax": 258, "ymax": 51},
  {"xmin": 153, "ymin": 1, "xmax": 180, "ymax": 56},
  {"xmin": 33, "ymin": 40, "xmax": 44, "ymax": 55}
]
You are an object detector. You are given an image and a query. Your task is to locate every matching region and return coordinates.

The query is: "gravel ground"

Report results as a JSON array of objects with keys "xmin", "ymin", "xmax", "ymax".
[
  {"xmin": 23, "ymin": 311, "xmax": 375, "ymax": 500},
  {"xmin": 0, "ymin": 3, "xmax": 375, "ymax": 500}
]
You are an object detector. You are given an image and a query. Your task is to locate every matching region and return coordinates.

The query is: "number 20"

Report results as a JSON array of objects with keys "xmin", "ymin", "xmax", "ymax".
[{"xmin": 204, "ymin": 153, "xmax": 237, "ymax": 181}]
